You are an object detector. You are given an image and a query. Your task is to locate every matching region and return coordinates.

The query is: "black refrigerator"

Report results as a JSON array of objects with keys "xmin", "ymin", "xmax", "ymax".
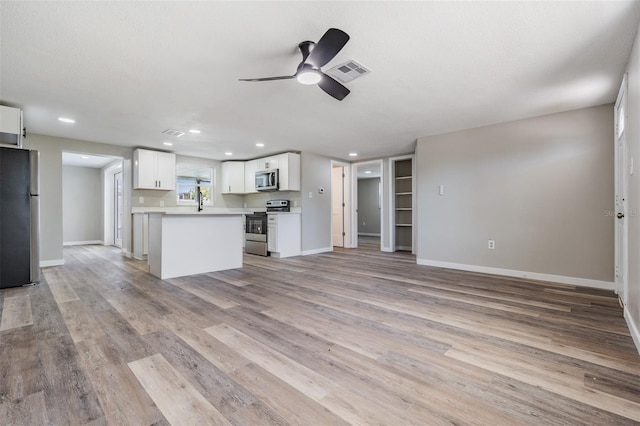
[{"xmin": 0, "ymin": 146, "xmax": 40, "ymax": 288}]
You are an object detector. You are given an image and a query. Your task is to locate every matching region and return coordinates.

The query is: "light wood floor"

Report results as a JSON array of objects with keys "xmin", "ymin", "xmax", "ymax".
[{"xmin": 1, "ymin": 245, "xmax": 639, "ymax": 425}]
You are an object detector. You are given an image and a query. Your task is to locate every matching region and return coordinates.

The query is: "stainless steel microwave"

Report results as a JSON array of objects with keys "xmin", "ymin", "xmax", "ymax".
[{"xmin": 255, "ymin": 169, "xmax": 279, "ymax": 191}]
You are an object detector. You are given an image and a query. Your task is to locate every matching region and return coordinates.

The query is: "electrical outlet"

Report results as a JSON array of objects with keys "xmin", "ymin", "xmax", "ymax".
[
  {"xmin": 488, "ymin": 240, "xmax": 495, "ymax": 250},
  {"xmin": 308, "ymin": 192, "xmax": 313, "ymax": 199},
  {"xmin": 139, "ymin": 197, "xmax": 144, "ymax": 204},
  {"xmin": 159, "ymin": 200, "xmax": 164, "ymax": 207}
]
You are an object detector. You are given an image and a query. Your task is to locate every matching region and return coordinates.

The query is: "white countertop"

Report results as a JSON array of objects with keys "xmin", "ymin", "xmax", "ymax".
[
  {"xmin": 132, "ymin": 206, "xmax": 302, "ymax": 215},
  {"xmin": 132, "ymin": 207, "xmax": 248, "ymax": 215},
  {"xmin": 147, "ymin": 211, "xmax": 244, "ymax": 216}
]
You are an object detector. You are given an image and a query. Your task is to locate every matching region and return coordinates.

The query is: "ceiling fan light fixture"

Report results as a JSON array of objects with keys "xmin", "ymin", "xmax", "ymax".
[{"xmin": 297, "ymin": 69, "xmax": 322, "ymax": 85}]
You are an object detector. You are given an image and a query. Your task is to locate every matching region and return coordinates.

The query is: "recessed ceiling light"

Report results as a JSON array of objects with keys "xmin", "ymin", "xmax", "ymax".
[
  {"xmin": 256, "ymin": 143, "xmax": 264, "ymax": 147},
  {"xmin": 58, "ymin": 117, "xmax": 75, "ymax": 123},
  {"xmin": 225, "ymin": 152, "xmax": 233, "ymax": 156},
  {"xmin": 349, "ymin": 152, "xmax": 358, "ymax": 157},
  {"xmin": 163, "ymin": 142, "xmax": 173, "ymax": 146},
  {"xmin": 364, "ymin": 170, "xmax": 372, "ymax": 174},
  {"xmin": 81, "ymin": 155, "xmax": 89, "ymax": 159},
  {"xmin": 189, "ymin": 129, "xmax": 201, "ymax": 134}
]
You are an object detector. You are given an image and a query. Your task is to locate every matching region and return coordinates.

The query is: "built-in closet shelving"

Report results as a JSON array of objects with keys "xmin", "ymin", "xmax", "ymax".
[{"xmin": 393, "ymin": 158, "xmax": 414, "ymax": 252}]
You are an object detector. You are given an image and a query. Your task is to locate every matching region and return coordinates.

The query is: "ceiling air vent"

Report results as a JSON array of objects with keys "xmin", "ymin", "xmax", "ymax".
[
  {"xmin": 325, "ymin": 60, "xmax": 371, "ymax": 84},
  {"xmin": 162, "ymin": 128, "xmax": 185, "ymax": 137}
]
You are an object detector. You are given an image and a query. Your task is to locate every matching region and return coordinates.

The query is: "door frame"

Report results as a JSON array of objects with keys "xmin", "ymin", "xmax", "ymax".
[
  {"xmin": 351, "ymin": 159, "xmax": 384, "ymax": 250},
  {"xmin": 103, "ymin": 160, "xmax": 124, "ymax": 247},
  {"xmin": 113, "ymin": 170, "xmax": 123, "ymax": 248},
  {"xmin": 614, "ymin": 73, "xmax": 628, "ymax": 305},
  {"xmin": 331, "ymin": 160, "xmax": 352, "ymax": 248}
]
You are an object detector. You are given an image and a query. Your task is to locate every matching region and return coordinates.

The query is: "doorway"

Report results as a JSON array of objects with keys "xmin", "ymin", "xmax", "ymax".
[
  {"xmin": 614, "ymin": 74, "xmax": 628, "ymax": 306},
  {"xmin": 353, "ymin": 160, "xmax": 383, "ymax": 250}
]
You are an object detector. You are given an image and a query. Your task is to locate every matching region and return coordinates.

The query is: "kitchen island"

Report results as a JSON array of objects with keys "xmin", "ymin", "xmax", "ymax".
[{"xmin": 147, "ymin": 212, "xmax": 243, "ymax": 279}]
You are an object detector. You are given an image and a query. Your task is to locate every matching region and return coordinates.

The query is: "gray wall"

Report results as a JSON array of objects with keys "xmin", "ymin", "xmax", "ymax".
[
  {"xmin": 416, "ymin": 104, "xmax": 614, "ymax": 282},
  {"xmin": 623, "ymin": 22, "xmax": 640, "ymax": 348},
  {"xmin": 358, "ymin": 177, "xmax": 380, "ymax": 235},
  {"xmin": 24, "ymin": 133, "xmax": 133, "ymax": 263},
  {"xmin": 301, "ymin": 152, "xmax": 332, "ymax": 252},
  {"xmin": 62, "ymin": 166, "xmax": 102, "ymax": 243}
]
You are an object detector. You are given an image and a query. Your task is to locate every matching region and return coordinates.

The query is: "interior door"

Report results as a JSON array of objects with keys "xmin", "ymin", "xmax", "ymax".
[
  {"xmin": 614, "ymin": 74, "xmax": 628, "ymax": 305},
  {"xmin": 114, "ymin": 171, "xmax": 123, "ymax": 248},
  {"xmin": 332, "ymin": 166, "xmax": 344, "ymax": 247}
]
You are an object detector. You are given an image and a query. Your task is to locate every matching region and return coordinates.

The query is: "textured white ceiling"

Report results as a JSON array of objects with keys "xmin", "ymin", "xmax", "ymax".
[{"xmin": 1, "ymin": 1, "xmax": 639, "ymax": 161}]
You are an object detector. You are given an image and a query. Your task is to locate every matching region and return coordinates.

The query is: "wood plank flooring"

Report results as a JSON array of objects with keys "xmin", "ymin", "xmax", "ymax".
[{"xmin": 1, "ymin": 244, "xmax": 638, "ymax": 425}]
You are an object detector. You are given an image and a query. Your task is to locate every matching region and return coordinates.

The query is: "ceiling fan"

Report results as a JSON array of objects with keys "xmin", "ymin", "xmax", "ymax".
[{"xmin": 239, "ymin": 28, "xmax": 351, "ymax": 101}]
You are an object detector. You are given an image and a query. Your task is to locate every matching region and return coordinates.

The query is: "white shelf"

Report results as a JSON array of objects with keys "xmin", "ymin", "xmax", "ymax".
[
  {"xmin": 396, "ymin": 192, "xmax": 412, "ymax": 196},
  {"xmin": 395, "ymin": 176, "xmax": 412, "ymax": 180},
  {"xmin": 395, "ymin": 224, "xmax": 413, "ymax": 227},
  {"xmin": 395, "ymin": 208, "xmax": 412, "ymax": 211}
]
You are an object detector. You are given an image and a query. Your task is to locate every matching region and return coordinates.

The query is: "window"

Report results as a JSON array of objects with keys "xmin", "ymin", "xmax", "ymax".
[{"xmin": 176, "ymin": 163, "xmax": 214, "ymax": 206}]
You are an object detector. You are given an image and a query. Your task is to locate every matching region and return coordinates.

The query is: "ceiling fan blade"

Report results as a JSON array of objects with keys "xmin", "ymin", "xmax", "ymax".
[
  {"xmin": 306, "ymin": 28, "xmax": 350, "ymax": 68},
  {"xmin": 238, "ymin": 75, "xmax": 295, "ymax": 82},
  {"xmin": 318, "ymin": 74, "xmax": 350, "ymax": 101}
]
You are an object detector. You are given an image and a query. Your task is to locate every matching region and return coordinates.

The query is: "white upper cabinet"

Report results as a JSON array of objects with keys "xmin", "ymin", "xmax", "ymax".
[
  {"xmin": 244, "ymin": 159, "xmax": 258, "ymax": 193},
  {"xmin": 257, "ymin": 155, "xmax": 279, "ymax": 171},
  {"xmin": 277, "ymin": 152, "xmax": 301, "ymax": 191},
  {"xmin": 222, "ymin": 152, "xmax": 300, "ymax": 194},
  {"xmin": 221, "ymin": 161, "xmax": 245, "ymax": 194},
  {"xmin": 133, "ymin": 149, "xmax": 176, "ymax": 190}
]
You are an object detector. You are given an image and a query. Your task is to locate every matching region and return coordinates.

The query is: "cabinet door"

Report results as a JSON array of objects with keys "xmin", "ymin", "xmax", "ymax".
[
  {"xmin": 222, "ymin": 162, "xmax": 245, "ymax": 194},
  {"xmin": 257, "ymin": 155, "xmax": 278, "ymax": 170},
  {"xmin": 267, "ymin": 224, "xmax": 277, "ymax": 252},
  {"xmin": 276, "ymin": 153, "xmax": 301, "ymax": 191},
  {"xmin": 134, "ymin": 149, "xmax": 158, "ymax": 189},
  {"xmin": 244, "ymin": 160, "xmax": 258, "ymax": 193},
  {"xmin": 266, "ymin": 155, "xmax": 279, "ymax": 170},
  {"xmin": 156, "ymin": 152, "xmax": 176, "ymax": 190}
]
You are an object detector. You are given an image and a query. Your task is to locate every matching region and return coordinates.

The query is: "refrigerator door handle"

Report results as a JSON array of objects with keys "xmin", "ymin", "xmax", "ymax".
[
  {"xmin": 30, "ymin": 194, "xmax": 40, "ymax": 283},
  {"xmin": 30, "ymin": 150, "xmax": 40, "ymax": 283}
]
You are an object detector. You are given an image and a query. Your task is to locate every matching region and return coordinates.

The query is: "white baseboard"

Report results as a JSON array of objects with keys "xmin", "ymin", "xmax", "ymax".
[
  {"xmin": 302, "ymin": 247, "xmax": 333, "ymax": 256},
  {"xmin": 381, "ymin": 246, "xmax": 393, "ymax": 252},
  {"xmin": 63, "ymin": 240, "xmax": 103, "ymax": 246},
  {"xmin": 358, "ymin": 233, "xmax": 381, "ymax": 237},
  {"xmin": 416, "ymin": 259, "xmax": 614, "ymax": 290},
  {"xmin": 40, "ymin": 259, "xmax": 64, "ymax": 267},
  {"xmin": 624, "ymin": 307, "xmax": 640, "ymax": 355}
]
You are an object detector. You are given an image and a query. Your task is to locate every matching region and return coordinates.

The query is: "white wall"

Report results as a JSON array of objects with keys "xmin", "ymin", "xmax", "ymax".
[
  {"xmin": 416, "ymin": 104, "xmax": 614, "ymax": 286},
  {"xmin": 623, "ymin": 22, "xmax": 640, "ymax": 352},
  {"xmin": 62, "ymin": 165, "xmax": 102, "ymax": 244}
]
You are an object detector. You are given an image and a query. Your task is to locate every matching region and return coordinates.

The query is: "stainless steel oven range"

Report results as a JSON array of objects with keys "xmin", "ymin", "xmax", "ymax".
[{"xmin": 245, "ymin": 212, "xmax": 268, "ymax": 256}]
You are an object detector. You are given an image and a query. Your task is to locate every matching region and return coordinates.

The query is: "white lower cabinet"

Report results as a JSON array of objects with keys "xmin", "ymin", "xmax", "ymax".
[
  {"xmin": 267, "ymin": 222, "xmax": 277, "ymax": 252},
  {"xmin": 267, "ymin": 213, "xmax": 300, "ymax": 258}
]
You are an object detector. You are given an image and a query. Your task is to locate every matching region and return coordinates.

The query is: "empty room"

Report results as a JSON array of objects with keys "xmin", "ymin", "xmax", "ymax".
[{"xmin": 1, "ymin": 1, "xmax": 639, "ymax": 425}]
